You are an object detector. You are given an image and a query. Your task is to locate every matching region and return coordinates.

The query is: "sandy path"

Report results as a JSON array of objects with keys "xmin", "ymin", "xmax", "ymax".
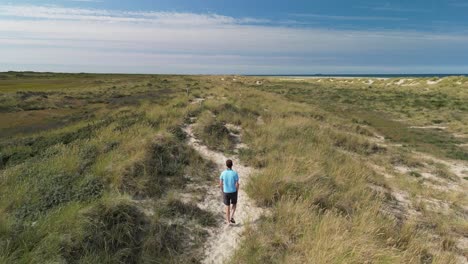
[{"xmin": 183, "ymin": 124, "xmax": 264, "ymax": 264}]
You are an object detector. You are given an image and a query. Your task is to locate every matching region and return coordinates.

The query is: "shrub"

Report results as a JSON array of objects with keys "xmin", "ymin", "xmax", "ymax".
[
  {"xmin": 193, "ymin": 111, "xmax": 235, "ymax": 152},
  {"xmin": 120, "ymin": 134, "xmax": 212, "ymax": 197},
  {"xmin": 63, "ymin": 200, "xmax": 147, "ymax": 264}
]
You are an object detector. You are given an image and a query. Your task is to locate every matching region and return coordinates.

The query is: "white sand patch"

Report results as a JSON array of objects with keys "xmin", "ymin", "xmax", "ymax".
[
  {"xmin": 453, "ymin": 133, "xmax": 468, "ymax": 139},
  {"xmin": 256, "ymin": 116, "xmax": 265, "ymax": 125},
  {"xmin": 394, "ymin": 165, "xmax": 412, "ymax": 174},
  {"xmin": 368, "ymin": 163, "xmax": 394, "ymax": 179},
  {"xmin": 375, "ymin": 133, "xmax": 385, "ymax": 142},
  {"xmin": 416, "ymin": 152, "xmax": 468, "ymax": 182},
  {"xmin": 190, "ymin": 98, "xmax": 205, "ymax": 105},
  {"xmin": 369, "ymin": 182, "xmax": 419, "ymax": 221},
  {"xmin": 427, "ymin": 79, "xmax": 442, "ymax": 85},
  {"xmin": 183, "ymin": 124, "xmax": 264, "ymax": 264},
  {"xmin": 395, "ymin": 154, "xmax": 466, "ymax": 193},
  {"xmin": 279, "ymin": 78, "xmax": 305, "ymax": 81},
  {"xmin": 395, "ymin": 79, "xmax": 407, "ymax": 85},
  {"xmin": 455, "ymin": 237, "xmax": 468, "ymax": 264},
  {"xmin": 458, "ymin": 237, "xmax": 468, "ymax": 252},
  {"xmin": 420, "ymin": 197, "xmax": 452, "ymax": 215},
  {"xmin": 368, "ymin": 133, "xmax": 467, "ymax": 263},
  {"xmin": 419, "ymin": 171, "xmax": 443, "ymax": 181},
  {"xmin": 410, "ymin": 125, "xmax": 447, "ymax": 130},
  {"xmin": 392, "ymin": 190, "xmax": 420, "ymax": 218},
  {"xmin": 365, "ymin": 80, "xmax": 375, "ymax": 85},
  {"xmin": 367, "ymin": 132, "xmax": 387, "ymax": 146},
  {"xmin": 401, "ymin": 79, "xmax": 419, "ymax": 86},
  {"xmin": 391, "ymin": 78, "xmax": 414, "ymax": 86},
  {"xmin": 225, "ymin": 124, "xmax": 249, "ymax": 154},
  {"xmin": 224, "ymin": 123, "xmax": 241, "ymax": 133},
  {"xmin": 390, "ymin": 153, "xmax": 464, "ymax": 192}
]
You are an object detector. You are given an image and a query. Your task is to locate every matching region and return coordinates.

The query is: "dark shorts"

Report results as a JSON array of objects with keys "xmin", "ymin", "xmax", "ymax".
[{"xmin": 223, "ymin": 191, "xmax": 238, "ymax": 206}]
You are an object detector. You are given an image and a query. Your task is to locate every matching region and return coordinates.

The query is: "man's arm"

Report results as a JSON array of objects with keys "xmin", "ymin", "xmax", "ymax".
[
  {"xmin": 219, "ymin": 172, "xmax": 224, "ymax": 192},
  {"xmin": 235, "ymin": 180, "xmax": 239, "ymax": 191}
]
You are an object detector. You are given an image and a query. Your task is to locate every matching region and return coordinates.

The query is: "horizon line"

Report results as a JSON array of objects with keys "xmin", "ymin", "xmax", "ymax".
[{"xmin": 2, "ymin": 71, "xmax": 468, "ymax": 77}]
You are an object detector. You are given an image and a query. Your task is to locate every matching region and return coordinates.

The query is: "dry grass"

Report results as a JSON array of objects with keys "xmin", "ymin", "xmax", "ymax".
[
  {"xmin": 1, "ymin": 73, "xmax": 466, "ymax": 263},
  {"xmin": 0, "ymin": 74, "xmax": 217, "ymax": 263},
  {"xmin": 207, "ymin": 77, "xmax": 466, "ymax": 264}
]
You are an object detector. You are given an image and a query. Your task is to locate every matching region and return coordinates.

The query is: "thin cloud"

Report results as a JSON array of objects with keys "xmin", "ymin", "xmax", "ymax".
[
  {"xmin": 0, "ymin": 5, "xmax": 266, "ymax": 26},
  {"xmin": 290, "ymin": 13, "xmax": 408, "ymax": 21},
  {"xmin": 0, "ymin": 4, "xmax": 467, "ymax": 74},
  {"xmin": 68, "ymin": 0, "xmax": 103, "ymax": 2},
  {"xmin": 361, "ymin": 4, "xmax": 431, "ymax": 13}
]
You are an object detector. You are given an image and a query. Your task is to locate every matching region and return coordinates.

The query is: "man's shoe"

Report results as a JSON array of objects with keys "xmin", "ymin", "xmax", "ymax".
[{"xmin": 230, "ymin": 218, "xmax": 236, "ymax": 224}]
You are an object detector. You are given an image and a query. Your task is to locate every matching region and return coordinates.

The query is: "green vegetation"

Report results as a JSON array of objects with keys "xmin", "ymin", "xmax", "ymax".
[
  {"xmin": 1, "ymin": 73, "xmax": 466, "ymax": 263},
  {"xmin": 0, "ymin": 73, "xmax": 216, "ymax": 263},
  {"xmin": 193, "ymin": 110, "xmax": 236, "ymax": 152},
  {"xmin": 257, "ymin": 77, "xmax": 467, "ymax": 160},
  {"xmin": 230, "ymin": 77, "xmax": 467, "ymax": 264}
]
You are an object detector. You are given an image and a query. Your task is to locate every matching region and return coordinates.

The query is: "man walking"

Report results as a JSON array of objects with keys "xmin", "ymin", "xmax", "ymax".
[{"xmin": 219, "ymin": 159, "xmax": 239, "ymax": 225}]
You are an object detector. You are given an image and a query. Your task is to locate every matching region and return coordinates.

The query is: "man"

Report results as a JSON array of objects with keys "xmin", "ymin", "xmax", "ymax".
[{"xmin": 219, "ymin": 159, "xmax": 239, "ymax": 225}]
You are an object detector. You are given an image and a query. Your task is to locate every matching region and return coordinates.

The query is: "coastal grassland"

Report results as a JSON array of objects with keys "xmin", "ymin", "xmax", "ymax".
[
  {"xmin": 1, "ymin": 73, "xmax": 466, "ymax": 263},
  {"xmin": 0, "ymin": 73, "xmax": 217, "ymax": 263},
  {"xmin": 193, "ymin": 76, "xmax": 465, "ymax": 263},
  {"xmin": 256, "ymin": 77, "xmax": 468, "ymax": 161}
]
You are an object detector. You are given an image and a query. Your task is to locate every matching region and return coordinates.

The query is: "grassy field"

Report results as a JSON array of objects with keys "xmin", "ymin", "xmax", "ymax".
[
  {"xmin": 0, "ymin": 73, "xmax": 467, "ymax": 263},
  {"xmin": 229, "ymin": 77, "xmax": 467, "ymax": 263}
]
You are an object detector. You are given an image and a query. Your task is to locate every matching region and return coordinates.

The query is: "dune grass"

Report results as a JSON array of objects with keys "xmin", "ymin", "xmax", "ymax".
[
  {"xmin": 257, "ymin": 77, "xmax": 468, "ymax": 160},
  {"xmin": 0, "ymin": 73, "xmax": 218, "ymax": 263},
  {"xmin": 1, "ymin": 73, "xmax": 466, "ymax": 263},
  {"xmin": 198, "ymin": 77, "xmax": 465, "ymax": 263}
]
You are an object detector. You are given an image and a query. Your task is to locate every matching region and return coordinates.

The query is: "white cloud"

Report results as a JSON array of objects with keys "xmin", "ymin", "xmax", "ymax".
[
  {"xmin": 290, "ymin": 13, "xmax": 408, "ymax": 21},
  {"xmin": 0, "ymin": 4, "xmax": 467, "ymax": 74},
  {"xmin": 68, "ymin": 0, "xmax": 103, "ymax": 2},
  {"xmin": 360, "ymin": 4, "xmax": 431, "ymax": 13},
  {"xmin": 0, "ymin": 5, "xmax": 266, "ymax": 25}
]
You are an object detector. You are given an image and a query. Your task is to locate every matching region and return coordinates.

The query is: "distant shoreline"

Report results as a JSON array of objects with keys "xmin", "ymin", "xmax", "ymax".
[
  {"xmin": 249, "ymin": 74, "xmax": 468, "ymax": 78},
  {"xmin": 1, "ymin": 71, "xmax": 467, "ymax": 78}
]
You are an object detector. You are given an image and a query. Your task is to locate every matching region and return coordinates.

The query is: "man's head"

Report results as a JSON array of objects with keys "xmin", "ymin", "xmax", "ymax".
[{"xmin": 226, "ymin": 159, "xmax": 233, "ymax": 169}]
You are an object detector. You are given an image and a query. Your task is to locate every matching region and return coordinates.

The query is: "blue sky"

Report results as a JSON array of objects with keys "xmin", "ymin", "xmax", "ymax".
[{"xmin": 1, "ymin": 0, "xmax": 468, "ymax": 74}]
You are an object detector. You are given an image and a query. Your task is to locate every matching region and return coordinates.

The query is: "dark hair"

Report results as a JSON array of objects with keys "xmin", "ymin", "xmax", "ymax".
[{"xmin": 226, "ymin": 159, "xmax": 233, "ymax": 168}]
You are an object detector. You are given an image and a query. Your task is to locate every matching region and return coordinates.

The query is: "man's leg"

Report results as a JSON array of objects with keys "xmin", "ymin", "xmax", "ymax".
[
  {"xmin": 223, "ymin": 192, "xmax": 230, "ymax": 224},
  {"xmin": 225, "ymin": 205, "xmax": 231, "ymax": 224},
  {"xmin": 230, "ymin": 204, "xmax": 236, "ymax": 219},
  {"xmin": 230, "ymin": 191, "xmax": 238, "ymax": 220}
]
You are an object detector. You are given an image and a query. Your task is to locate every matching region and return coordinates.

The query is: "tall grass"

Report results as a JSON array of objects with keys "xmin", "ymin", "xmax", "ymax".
[
  {"xmin": 198, "ymin": 81, "xmax": 463, "ymax": 263},
  {"xmin": 1, "ymin": 73, "xmax": 466, "ymax": 263},
  {"xmin": 0, "ymin": 74, "xmax": 217, "ymax": 263}
]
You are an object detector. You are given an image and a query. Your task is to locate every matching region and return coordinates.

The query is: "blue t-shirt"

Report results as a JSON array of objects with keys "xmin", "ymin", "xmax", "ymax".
[{"xmin": 220, "ymin": 169, "xmax": 239, "ymax": 193}]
